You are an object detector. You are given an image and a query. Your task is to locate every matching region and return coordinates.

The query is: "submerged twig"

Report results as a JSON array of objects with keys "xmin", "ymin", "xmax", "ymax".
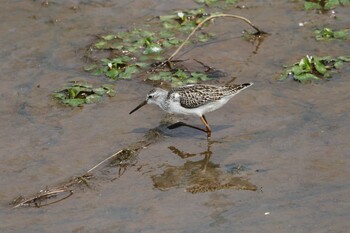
[
  {"xmin": 12, "ymin": 187, "xmax": 73, "ymax": 208},
  {"xmin": 87, "ymin": 149, "xmax": 124, "ymax": 173},
  {"xmin": 165, "ymin": 14, "xmax": 266, "ymax": 64}
]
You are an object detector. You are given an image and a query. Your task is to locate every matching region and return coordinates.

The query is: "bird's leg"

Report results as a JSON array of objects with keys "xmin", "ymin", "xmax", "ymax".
[
  {"xmin": 168, "ymin": 122, "xmax": 207, "ymax": 133},
  {"xmin": 200, "ymin": 115, "xmax": 212, "ymax": 137},
  {"xmin": 167, "ymin": 115, "xmax": 212, "ymax": 137}
]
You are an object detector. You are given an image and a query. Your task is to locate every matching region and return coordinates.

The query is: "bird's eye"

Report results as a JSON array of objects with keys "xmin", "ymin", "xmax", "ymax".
[{"xmin": 148, "ymin": 95, "xmax": 152, "ymax": 99}]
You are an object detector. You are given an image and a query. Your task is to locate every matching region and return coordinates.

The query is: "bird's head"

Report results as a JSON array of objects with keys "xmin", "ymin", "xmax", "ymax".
[{"xmin": 129, "ymin": 88, "xmax": 167, "ymax": 114}]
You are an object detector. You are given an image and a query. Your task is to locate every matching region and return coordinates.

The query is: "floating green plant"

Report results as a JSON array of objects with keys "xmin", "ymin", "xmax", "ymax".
[
  {"xmin": 147, "ymin": 69, "xmax": 212, "ymax": 86},
  {"xmin": 159, "ymin": 8, "xmax": 211, "ymax": 32},
  {"xmin": 304, "ymin": 0, "xmax": 350, "ymax": 11},
  {"xmin": 195, "ymin": 0, "xmax": 238, "ymax": 5},
  {"xmin": 280, "ymin": 55, "xmax": 350, "ymax": 83},
  {"xmin": 53, "ymin": 82, "xmax": 116, "ymax": 107},
  {"xmin": 87, "ymin": 56, "xmax": 146, "ymax": 80},
  {"xmin": 314, "ymin": 27, "xmax": 349, "ymax": 41}
]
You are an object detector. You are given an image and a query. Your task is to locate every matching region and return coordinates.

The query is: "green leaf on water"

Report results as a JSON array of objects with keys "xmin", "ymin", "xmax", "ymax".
[
  {"xmin": 148, "ymin": 71, "xmax": 172, "ymax": 81},
  {"xmin": 159, "ymin": 30, "xmax": 175, "ymax": 38},
  {"xmin": 118, "ymin": 66, "xmax": 138, "ymax": 79},
  {"xmin": 294, "ymin": 73, "xmax": 320, "ymax": 83},
  {"xmin": 67, "ymin": 87, "xmax": 80, "ymax": 99},
  {"xmin": 174, "ymin": 69, "xmax": 188, "ymax": 80},
  {"xmin": 338, "ymin": 56, "xmax": 350, "ymax": 62},
  {"xmin": 159, "ymin": 15, "xmax": 177, "ymax": 22},
  {"xmin": 110, "ymin": 43, "xmax": 124, "ymax": 50},
  {"xmin": 314, "ymin": 57, "xmax": 327, "ymax": 74},
  {"xmin": 71, "ymin": 82, "xmax": 93, "ymax": 89},
  {"xmin": 291, "ymin": 65, "xmax": 305, "ymax": 76},
  {"xmin": 146, "ymin": 69, "xmax": 211, "ymax": 86},
  {"xmin": 62, "ymin": 98, "xmax": 86, "ymax": 107},
  {"xmin": 162, "ymin": 37, "xmax": 182, "ymax": 48},
  {"xmin": 304, "ymin": 2, "xmax": 322, "ymax": 10},
  {"xmin": 324, "ymin": 0, "xmax": 342, "ymax": 9},
  {"xmin": 84, "ymin": 64, "xmax": 97, "ymax": 71},
  {"xmin": 112, "ymin": 56, "xmax": 131, "ymax": 65},
  {"xmin": 226, "ymin": 0, "xmax": 239, "ymax": 3},
  {"xmin": 333, "ymin": 29, "xmax": 349, "ymax": 39},
  {"xmin": 197, "ymin": 32, "xmax": 213, "ymax": 42},
  {"xmin": 334, "ymin": 60, "xmax": 343, "ymax": 69},
  {"xmin": 106, "ymin": 69, "xmax": 120, "ymax": 79},
  {"xmin": 101, "ymin": 58, "xmax": 112, "ymax": 65},
  {"xmin": 135, "ymin": 62, "xmax": 149, "ymax": 68},
  {"xmin": 92, "ymin": 67, "xmax": 106, "ymax": 76},
  {"xmin": 92, "ymin": 87, "xmax": 107, "ymax": 96},
  {"xmin": 85, "ymin": 94, "xmax": 103, "ymax": 104},
  {"xmin": 185, "ymin": 77, "xmax": 199, "ymax": 84},
  {"xmin": 143, "ymin": 43, "xmax": 163, "ymax": 55},
  {"xmin": 279, "ymin": 69, "xmax": 291, "ymax": 81},
  {"xmin": 171, "ymin": 78, "xmax": 183, "ymax": 87},
  {"xmin": 94, "ymin": 40, "xmax": 108, "ymax": 49},
  {"xmin": 125, "ymin": 66, "xmax": 139, "ymax": 74},
  {"xmin": 102, "ymin": 84, "xmax": 116, "ymax": 97},
  {"xmin": 101, "ymin": 34, "xmax": 116, "ymax": 40},
  {"xmin": 191, "ymin": 72, "xmax": 210, "ymax": 81},
  {"xmin": 52, "ymin": 92, "xmax": 66, "ymax": 100},
  {"xmin": 195, "ymin": 0, "xmax": 238, "ymax": 6}
]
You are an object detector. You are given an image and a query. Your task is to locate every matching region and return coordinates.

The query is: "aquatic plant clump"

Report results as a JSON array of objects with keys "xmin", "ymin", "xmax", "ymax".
[
  {"xmin": 279, "ymin": 55, "xmax": 350, "ymax": 83},
  {"xmin": 85, "ymin": 9, "xmax": 215, "ymax": 81},
  {"xmin": 53, "ymin": 82, "xmax": 116, "ymax": 107},
  {"xmin": 147, "ymin": 69, "xmax": 212, "ymax": 87},
  {"xmin": 84, "ymin": 6, "xmax": 264, "ymax": 84},
  {"xmin": 314, "ymin": 27, "xmax": 349, "ymax": 41},
  {"xmin": 195, "ymin": 0, "xmax": 239, "ymax": 6},
  {"xmin": 304, "ymin": 0, "xmax": 350, "ymax": 11}
]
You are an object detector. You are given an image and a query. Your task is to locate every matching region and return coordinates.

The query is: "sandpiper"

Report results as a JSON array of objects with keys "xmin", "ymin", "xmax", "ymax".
[{"xmin": 129, "ymin": 83, "xmax": 253, "ymax": 137}]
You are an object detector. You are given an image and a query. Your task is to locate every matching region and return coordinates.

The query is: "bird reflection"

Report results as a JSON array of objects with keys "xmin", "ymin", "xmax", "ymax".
[
  {"xmin": 151, "ymin": 139, "xmax": 257, "ymax": 193},
  {"xmin": 168, "ymin": 138, "xmax": 214, "ymax": 172}
]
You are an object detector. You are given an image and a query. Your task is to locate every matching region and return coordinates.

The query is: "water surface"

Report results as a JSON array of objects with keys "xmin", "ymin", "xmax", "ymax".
[{"xmin": 1, "ymin": 1, "xmax": 349, "ymax": 232}]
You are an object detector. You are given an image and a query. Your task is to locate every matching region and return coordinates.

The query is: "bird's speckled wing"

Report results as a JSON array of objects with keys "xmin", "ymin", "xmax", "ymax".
[{"xmin": 167, "ymin": 83, "xmax": 252, "ymax": 109}]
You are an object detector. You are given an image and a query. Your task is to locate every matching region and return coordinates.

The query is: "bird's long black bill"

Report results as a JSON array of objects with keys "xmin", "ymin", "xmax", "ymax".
[{"xmin": 129, "ymin": 100, "xmax": 147, "ymax": 114}]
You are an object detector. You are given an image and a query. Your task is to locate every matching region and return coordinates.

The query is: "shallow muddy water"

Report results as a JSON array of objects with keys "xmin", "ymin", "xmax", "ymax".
[{"xmin": 1, "ymin": 1, "xmax": 350, "ymax": 232}]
